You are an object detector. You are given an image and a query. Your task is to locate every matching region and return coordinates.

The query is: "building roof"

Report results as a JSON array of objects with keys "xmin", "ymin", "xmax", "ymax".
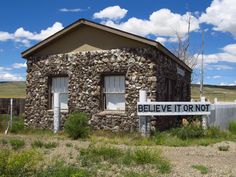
[{"xmin": 21, "ymin": 18, "xmax": 192, "ymax": 72}]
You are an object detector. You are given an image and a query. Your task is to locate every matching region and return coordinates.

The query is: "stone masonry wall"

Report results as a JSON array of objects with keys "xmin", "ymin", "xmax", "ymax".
[{"xmin": 25, "ymin": 47, "xmax": 191, "ymax": 132}]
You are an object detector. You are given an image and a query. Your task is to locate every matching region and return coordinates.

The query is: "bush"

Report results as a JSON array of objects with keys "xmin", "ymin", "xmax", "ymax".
[
  {"xmin": 64, "ymin": 112, "xmax": 90, "ymax": 139},
  {"xmin": 9, "ymin": 139, "xmax": 25, "ymax": 150},
  {"xmin": 206, "ymin": 126, "xmax": 227, "ymax": 138},
  {"xmin": 172, "ymin": 125, "xmax": 204, "ymax": 140},
  {"xmin": 0, "ymin": 149, "xmax": 41, "ymax": 177},
  {"xmin": 229, "ymin": 121, "xmax": 236, "ymax": 134}
]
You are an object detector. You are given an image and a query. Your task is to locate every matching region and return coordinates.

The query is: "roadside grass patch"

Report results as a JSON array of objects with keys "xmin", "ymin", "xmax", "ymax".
[
  {"xmin": 31, "ymin": 140, "xmax": 44, "ymax": 148},
  {"xmin": 0, "ymin": 149, "xmax": 41, "ymax": 177},
  {"xmin": 123, "ymin": 171, "xmax": 152, "ymax": 177},
  {"xmin": 9, "ymin": 139, "xmax": 25, "ymax": 150},
  {"xmin": 78, "ymin": 145, "xmax": 171, "ymax": 174},
  {"xmin": 192, "ymin": 164, "xmax": 209, "ymax": 174},
  {"xmin": 44, "ymin": 142, "xmax": 58, "ymax": 149},
  {"xmin": 0, "ymin": 139, "xmax": 8, "ymax": 145},
  {"xmin": 36, "ymin": 161, "xmax": 91, "ymax": 177},
  {"xmin": 65, "ymin": 142, "xmax": 73, "ymax": 147},
  {"xmin": 229, "ymin": 121, "xmax": 236, "ymax": 134}
]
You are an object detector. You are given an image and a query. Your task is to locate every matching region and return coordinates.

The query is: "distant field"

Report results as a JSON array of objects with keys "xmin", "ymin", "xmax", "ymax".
[
  {"xmin": 192, "ymin": 84, "xmax": 236, "ymax": 102},
  {"xmin": 0, "ymin": 81, "xmax": 26, "ymax": 98},
  {"xmin": 0, "ymin": 82, "xmax": 236, "ymax": 102}
]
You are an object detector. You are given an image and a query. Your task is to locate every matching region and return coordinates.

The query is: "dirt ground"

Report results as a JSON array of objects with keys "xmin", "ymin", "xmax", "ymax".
[{"xmin": 1, "ymin": 134, "xmax": 236, "ymax": 177}]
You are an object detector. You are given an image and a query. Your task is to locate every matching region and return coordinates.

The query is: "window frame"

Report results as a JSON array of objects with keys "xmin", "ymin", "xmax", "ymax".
[
  {"xmin": 48, "ymin": 75, "xmax": 69, "ymax": 110},
  {"xmin": 101, "ymin": 73, "xmax": 126, "ymax": 111}
]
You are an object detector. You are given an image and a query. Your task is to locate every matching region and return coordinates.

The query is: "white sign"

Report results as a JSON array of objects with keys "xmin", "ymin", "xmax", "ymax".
[{"xmin": 137, "ymin": 102, "xmax": 211, "ymax": 116}]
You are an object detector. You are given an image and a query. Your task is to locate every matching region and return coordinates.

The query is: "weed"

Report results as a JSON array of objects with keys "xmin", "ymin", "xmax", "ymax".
[
  {"xmin": 192, "ymin": 164, "xmax": 209, "ymax": 174},
  {"xmin": 44, "ymin": 142, "xmax": 58, "ymax": 149},
  {"xmin": 229, "ymin": 121, "xmax": 236, "ymax": 134},
  {"xmin": 66, "ymin": 142, "xmax": 73, "ymax": 147},
  {"xmin": 0, "ymin": 139, "xmax": 8, "ymax": 145},
  {"xmin": 36, "ymin": 161, "xmax": 91, "ymax": 177},
  {"xmin": 31, "ymin": 140, "xmax": 44, "ymax": 148},
  {"xmin": 10, "ymin": 116, "xmax": 24, "ymax": 133},
  {"xmin": 123, "ymin": 171, "xmax": 151, "ymax": 177},
  {"xmin": 218, "ymin": 145, "xmax": 230, "ymax": 151},
  {"xmin": 9, "ymin": 139, "xmax": 25, "ymax": 150},
  {"xmin": 0, "ymin": 149, "xmax": 41, "ymax": 177},
  {"xmin": 64, "ymin": 112, "xmax": 90, "ymax": 139}
]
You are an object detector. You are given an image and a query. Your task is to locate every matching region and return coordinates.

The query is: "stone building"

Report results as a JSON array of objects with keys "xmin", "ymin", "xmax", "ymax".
[{"xmin": 22, "ymin": 18, "xmax": 192, "ymax": 132}]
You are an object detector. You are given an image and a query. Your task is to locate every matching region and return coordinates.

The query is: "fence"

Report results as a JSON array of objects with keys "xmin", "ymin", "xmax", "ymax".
[
  {"xmin": 0, "ymin": 98, "xmax": 25, "ymax": 115},
  {"xmin": 208, "ymin": 101, "xmax": 236, "ymax": 130}
]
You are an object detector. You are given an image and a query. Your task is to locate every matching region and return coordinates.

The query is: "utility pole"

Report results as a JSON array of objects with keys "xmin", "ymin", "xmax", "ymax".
[{"xmin": 200, "ymin": 31, "xmax": 204, "ymax": 97}]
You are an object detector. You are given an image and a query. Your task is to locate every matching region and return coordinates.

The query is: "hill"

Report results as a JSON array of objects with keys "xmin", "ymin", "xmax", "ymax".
[
  {"xmin": 0, "ymin": 81, "xmax": 26, "ymax": 98},
  {"xmin": 0, "ymin": 82, "xmax": 235, "ymax": 102}
]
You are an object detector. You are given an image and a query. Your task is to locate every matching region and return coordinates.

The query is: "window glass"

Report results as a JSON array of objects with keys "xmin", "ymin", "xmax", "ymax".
[
  {"xmin": 51, "ymin": 77, "xmax": 68, "ymax": 110},
  {"xmin": 104, "ymin": 75, "xmax": 125, "ymax": 110}
]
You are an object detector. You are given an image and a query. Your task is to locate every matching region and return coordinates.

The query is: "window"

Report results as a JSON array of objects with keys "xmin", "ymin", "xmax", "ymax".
[
  {"xmin": 165, "ymin": 78, "xmax": 176, "ymax": 101},
  {"xmin": 50, "ymin": 77, "xmax": 69, "ymax": 110},
  {"xmin": 104, "ymin": 75, "xmax": 125, "ymax": 111}
]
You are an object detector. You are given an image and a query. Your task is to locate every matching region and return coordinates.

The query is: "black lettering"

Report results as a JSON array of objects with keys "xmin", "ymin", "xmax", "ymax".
[
  {"xmin": 144, "ymin": 105, "xmax": 149, "ymax": 112},
  {"xmin": 167, "ymin": 105, "xmax": 172, "ymax": 112},
  {"xmin": 156, "ymin": 105, "xmax": 160, "ymax": 112},
  {"xmin": 196, "ymin": 105, "xmax": 201, "ymax": 111},
  {"xmin": 201, "ymin": 105, "xmax": 206, "ymax": 111},
  {"xmin": 189, "ymin": 105, "xmax": 193, "ymax": 112},
  {"xmin": 183, "ymin": 105, "xmax": 188, "ymax": 111},
  {"xmin": 138, "ymin": 105, "xmax": 143, "ymax": 112}
]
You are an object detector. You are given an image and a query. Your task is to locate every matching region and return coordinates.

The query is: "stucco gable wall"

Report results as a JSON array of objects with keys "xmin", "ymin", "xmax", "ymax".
[{"xmin": 33, "ymin": 25, "xmax": 150, "ymax": 56}]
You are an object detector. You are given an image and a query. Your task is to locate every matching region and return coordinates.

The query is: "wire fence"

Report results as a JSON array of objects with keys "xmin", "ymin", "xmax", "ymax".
[{"xmin": 0, "ymin": 98, "xmax": 25, "ymax": 134}]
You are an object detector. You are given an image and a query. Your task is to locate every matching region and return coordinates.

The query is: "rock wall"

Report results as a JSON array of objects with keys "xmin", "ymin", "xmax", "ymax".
[{"xmin": 25, "ymin": 48, "xmax": 191, "ymax": 131}]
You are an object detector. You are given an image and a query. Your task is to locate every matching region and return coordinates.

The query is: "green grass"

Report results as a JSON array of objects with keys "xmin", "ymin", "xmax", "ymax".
[
  {"xmin": 192, "ymin": 164, "xmax": 209, "ymax": 174},
  {"xmin": 31, "ymin": 140, "xmax": 44, "ymax": 148},
  {"xmin": 191, "ymin": 84, "xmax": 236, "ymax": 102},
  {"xmin": 0, "ymin": 81, "xmax": 26, "ymax": 98},
  {"xmin": 44, "ymin": 142, "xmax": 58, "ymax": 149},
  {"xmin": 90, "ymin": 128, "xmax": 236, "ymax": 147},
  {"xmin": 79, "ymin": 145, "xmax": 171, "ymax": 174},
  {"xmin": 9, "ymin": 139, "xmax": 25, "ymax": 150},
  {"xmin": 229, "ymin": 121, "xmax": 236, "ymax": 134}
]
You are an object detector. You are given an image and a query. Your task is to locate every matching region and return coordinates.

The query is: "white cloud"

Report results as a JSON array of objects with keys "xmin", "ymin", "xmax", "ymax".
[
  {"xmin": 104, "ymin": 9, "xmax": 199, "ymax": 39},
  {"xmin": 200, "ymin": 0, "xmax": 236, "ymax": 37},
  {"xmin": 0, "ymin": 22, "xmax": 64, "ymax": 47},
  {"xmin": 12, "ymin": 63, "xmax": 26, "ymax": 69},
  {"xmin": 156, "ymin": 37, "xmax": 167, "ymax": 44},
  {"xmin": 0, "ymin": 73, "xmax": 24, "ymax": 81},
  {"xmin": 219, "ymin": 81, "xmax": 236, "ymax": 86},
  {"xmin": 93, "ymin": 6, "xmax": 128, "ymax": 20},
  {"xmin": 207, "ymin": 75, "xmax": 222, "ymax": 79},
  {"xmin": 59, "ymin": 8, "xmax": 83, "ymax": 12},
  {"xmin": 207, "ymin": 64, "xmax": 233, "ymax": 70},
  {"xmin": 0, "ymin": 32, "xmax": 13, "ymax": 41},
  {"xmin": 196, "ymin": 43, "xmax": 236, "ymax": 64}
]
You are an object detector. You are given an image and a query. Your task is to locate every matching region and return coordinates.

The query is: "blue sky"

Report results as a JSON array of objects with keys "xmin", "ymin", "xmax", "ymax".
[{"xmin": 0, "ymin": 0, "xmax": 236, "ymax": 85}]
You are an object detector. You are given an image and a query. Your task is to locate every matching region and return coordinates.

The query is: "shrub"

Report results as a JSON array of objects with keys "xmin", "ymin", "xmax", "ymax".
[
  {"xmin": 9, "ymin": 139, "xmax": 25, "ymax": 150},
  {"xmin": 0, "ymin": 149, "xmax": 41, "ymax": 177},
  {"xmin": 206, "ymin": 126, "xmax": 226, "ymax": 138},
  {"xmin": 172, "ymin": 125, "xmax": 204, "ymax": 140},
  {"xmin": 229, "ymin": 121, "xmax": 236, "ymax": 134},
  {"xmin": 31, "ymin": 140, "xmax": 44, "ymax": 148},
  {"xmin": 36, "ymin": 161, "xmax": 90, "ymax": 177},
  {"xmin": 64, "ymin": 112, "xmax": 90, "ymax": 139}
]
